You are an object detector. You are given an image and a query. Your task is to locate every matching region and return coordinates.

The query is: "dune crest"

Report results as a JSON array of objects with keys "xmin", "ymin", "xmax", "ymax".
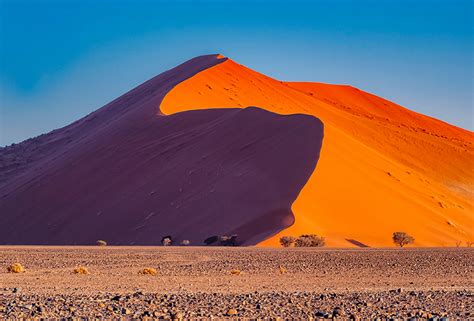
[{"xmin": 161, "ymin": 57, "xmax": 474, "ymax": 247}]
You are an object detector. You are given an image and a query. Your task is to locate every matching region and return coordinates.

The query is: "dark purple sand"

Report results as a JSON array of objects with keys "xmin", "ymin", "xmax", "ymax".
[{"xmin": 0, "ymin": 55, "xmax": 323, "ymax": 245}]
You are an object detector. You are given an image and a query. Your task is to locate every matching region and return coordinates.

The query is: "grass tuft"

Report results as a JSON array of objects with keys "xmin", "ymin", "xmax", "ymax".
[
  {"xmin": 230, "ymin": 269, "xmax": 242, "ymax": 275},
  {"xmin": 73, "ymin": 266, "xmax": 90, "ymax": 274},
  {"xmin": 141, "ymin": 267, "xmax": 158, "ymax": 276},
  {"xmin": 7, "ymin": 263, "xmax": 25, "ymax": 273}
]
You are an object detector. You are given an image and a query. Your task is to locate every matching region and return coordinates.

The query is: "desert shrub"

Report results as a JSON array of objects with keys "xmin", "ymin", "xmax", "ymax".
[
  {"xmin": 73, "ymin": 266, "xmax": 89, "ymax": 274},
  {"xmin": 455, "ymin": 241, "xmax": 462, "ymax": 247},
  {"xmin": 230, "ymin": 269, "xmax": 241, "ymax": 275},
  {"xmin": 219, "ymin": 234, "xmax": 238, "ymax": 246},
  {"xmin": 141, "ymin": 267, "xmax": 157, "ymax": 275},
  {"xmin": 226, "ymin": 308, "xmax": 238, "ymax": 316},
  {"xmin": 295, "ymin": 234, "xmax": 325, "ymax": 247},
  {"xmin": 204, "ymin": 235, "xmax": 219, "ymax": 245},
  {"xmin": 161, "ymin": 235, "xmax": 173, "ymax": 246},
  {"xmin": 7, "ymin": 263, "xmax": 25, "ymax": 273},
  {"xmin": 278, "ymin": 266, "xmax": 287, "ymax": 274},
  {"xmin": 467, "ymin": 241, "xmax": 473, "ymax": 248},
  {"xmin": 392, "ymin": 232, "xmax": 415, "ymax": 247},
  {"xmin": 180, "ymin": 240, "xmax": 190, "ymax": 246},
  {"xmin": 96, "ymin": 240, "xmax": 107, "ymax": 246},
  {"xmin": 280, "ymin": 236, "xmax": 296, "ymax": 247}
]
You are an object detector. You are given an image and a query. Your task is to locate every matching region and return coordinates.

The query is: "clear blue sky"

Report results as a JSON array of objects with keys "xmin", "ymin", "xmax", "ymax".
[{"xmin": 0, "ymin": 0, "xmax": 472, "ymax": 145}]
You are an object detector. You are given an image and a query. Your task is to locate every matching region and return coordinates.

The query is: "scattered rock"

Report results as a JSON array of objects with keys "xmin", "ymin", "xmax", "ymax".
[{"xmin": 171, "ymin": 311, "xmax": 183, "ymax": 320}]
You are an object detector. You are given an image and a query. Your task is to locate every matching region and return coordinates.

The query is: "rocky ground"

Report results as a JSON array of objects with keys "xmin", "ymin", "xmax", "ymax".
[{"xmin": 0, "ymin": 247, "xmax": 472, "ymax": 319}]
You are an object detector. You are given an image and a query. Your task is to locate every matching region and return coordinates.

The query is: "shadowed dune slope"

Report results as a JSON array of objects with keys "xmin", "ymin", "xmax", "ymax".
[
  {"xmin": 0, "ymin": 55, "xmax": 323, "ymax": 245},
  {"xmin": 161, "ymin": 57, "xmax": 474, "ymax": 247}
]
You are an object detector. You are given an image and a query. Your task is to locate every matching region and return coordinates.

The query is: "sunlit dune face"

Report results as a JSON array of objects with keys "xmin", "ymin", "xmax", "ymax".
[{"xmin": 161, "ymin": 59, "xmax": 474, "ymax": 247}]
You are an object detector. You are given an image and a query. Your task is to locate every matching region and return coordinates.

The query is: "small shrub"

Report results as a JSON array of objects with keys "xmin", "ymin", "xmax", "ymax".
[
  {"xmin": 73, "ymin": 266, "xmax": 89, "ymax": 274},
  {"xmin": 219, "ymin": 235, "xmax": 238, "ymax": 246},
  {"xmin": 141, "ymin": 267, "xmax": 157, "ymax": 276},
  {"xmin": 280, "ymin": 236, "xmax": 296, "ymax": 247},
  {"xmin": 278, "ymin": 266, "xmax": 287, "ymax": 274},
  {"xmin": 455, "ymin": 241, "xmax": 462, "ymax": 247},
  {"xmin": 392, "ymin": 232, "xmax": 414, "ymax": 248},
  {"xmin": 295, "ymin": 234, "xmax": 325, "ymax": 247},
  {"xmin": 96, "ymin": 240, "xmax": 107, "ymax": 246},
  {"xmin": 180, "ymin": 240, "xmax": 190, "ymax": 246},
  {"xmin": 467, "ymin": 241, "xmax": 473, "ymax": 248},
  {"xmin": 230, "ymin": 269, "xmax": 241, "ymax": 275},
  {"xmin": 7, "ymin": 263, "xmax": 25, "ymax": 273},
  {"xmin": 226, "ymin": 308, "xmax": 238, "ymax": 316},
  {"xmin": 161, "ymin": 236, "xmax": 173, "ymax": 246}
]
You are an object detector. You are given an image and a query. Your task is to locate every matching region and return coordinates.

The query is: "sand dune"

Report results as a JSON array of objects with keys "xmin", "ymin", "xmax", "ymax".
[
  {"xmin": 161, "ymin": 56, "xmax": 474, "ymax": 247},
  {"xmin": 0, "ymin": 55, "xmax": 323, "ymax": 245},
  {"xmin": 1, "ymin": 54, "xmax": 472, "ymax": 246}
]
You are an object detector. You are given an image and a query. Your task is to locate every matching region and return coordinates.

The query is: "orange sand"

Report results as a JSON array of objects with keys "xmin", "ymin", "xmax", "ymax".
[{"xmin": 161, "ymin": 57, "xmax": 474, "ymax": 247}]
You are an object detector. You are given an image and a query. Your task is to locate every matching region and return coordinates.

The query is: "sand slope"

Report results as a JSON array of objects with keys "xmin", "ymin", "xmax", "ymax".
[
  {"xmin": 161, "ymin": 57, "xmax": 474, "ymax": 247},
  {"xmin": 0, "ymin": 55, "xmax": 323, "ymax": 245}
]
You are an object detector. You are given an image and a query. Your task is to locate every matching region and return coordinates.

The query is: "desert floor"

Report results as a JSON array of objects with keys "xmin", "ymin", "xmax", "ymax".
[{"xmin": 0, "ymin": 247, "xmax": 472, "ymax": 319}]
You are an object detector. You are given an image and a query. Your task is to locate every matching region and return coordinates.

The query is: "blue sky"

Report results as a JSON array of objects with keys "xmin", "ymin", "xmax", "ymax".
[{"xmin": 0, "ymin": 0, "xmax": 472, "ymax": 145}]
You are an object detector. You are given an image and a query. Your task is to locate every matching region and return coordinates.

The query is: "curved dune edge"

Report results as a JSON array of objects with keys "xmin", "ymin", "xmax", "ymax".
[
  {"xmin": 161, "ymin": 57, "xmax": 474, "ymax": 247},
  {"xmin": 0, "ymin": 54, "xmax": 324, "ymax": 245}
]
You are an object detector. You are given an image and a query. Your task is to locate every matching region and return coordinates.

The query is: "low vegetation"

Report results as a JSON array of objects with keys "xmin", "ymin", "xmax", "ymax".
[
  {"xmin": 278, "ymin": 266, "xmax": 287, "ymax": 274},
  {"xmin": 230, "ymin": 269, "xmax": 242, "ymax": 275},
  {"xmin": 141, "ymin": 267, "xmax": 158, "ymax": 276},
  {"xmin": 7, "ymin": 263, "xmax": 25, "ymax": 273},
  {"xmin": 219, "ymin": 235, "xmax": 238, "ymax": 246},
  {"xmin": 96, "ymin": 240, "xmax": 107, "ymax": 246},
  {"xmin": 295, "ymin": 234, "xmax": 325, "ymax": 247},
  {"xmin": 226, "ymin": 308, "xmax": 238, "ymax": 316},
  {"xmin": 280, "ymin": 236, "xmax": 296, "ymax": 247},
  {"xmin": 180, "ymin": 240, "xmax": 190, "ymax": 246},
  {"xmin": 73, "ymin": 266, "xmax": 90, "ymax": 274},
  {"xmin": 280, "ymin": 234, "xmax": 325, "ymax": 247},
  {"xmin": 161, "ymin": 236, "xmax": 173, "ymax": 246},
  {"xmin": 392, "ymin": 232, "xmax": 415, "ymax": 247},
  {"xmin": 203, "ymin": 234, "xmax": 238, "ymax": 246}
]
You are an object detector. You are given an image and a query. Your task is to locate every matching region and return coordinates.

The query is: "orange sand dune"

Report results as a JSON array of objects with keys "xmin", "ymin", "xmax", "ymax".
[{"xmin": 161, "ymin": 57, "xmax": 474, "ymax": 247}]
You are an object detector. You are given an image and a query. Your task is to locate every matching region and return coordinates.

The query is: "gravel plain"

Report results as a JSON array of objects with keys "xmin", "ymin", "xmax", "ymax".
[{"xmin": 0, "ymin": 247, "xmax": 472, "ymax": 319}]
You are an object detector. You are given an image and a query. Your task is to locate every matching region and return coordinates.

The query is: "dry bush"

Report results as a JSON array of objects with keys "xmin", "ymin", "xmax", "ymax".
[
  {"xmin": 392, "ymin": 232, "xmax": 415, "ymax": 248},
  {"xmin": 226, "ymin": 308, "xmax": 238, "ymax": 316},
  {"xmin": 230, "ymin": 269, "xmax": 242, "ymax": 275},
  {"xmin": 96, "ymin": 240, "xmax": 107, "ymax": 246},
  {"xmin": 161, "ymin": 236, "xmax": 173, "ymax": 246},
  {"xmin": 279, "ymin": 266, "xmax": 287, "ymax": 274},
  {"xmin": 7, "ymin": 263, "xmax": 25, "ymax": 273},
  {"xmin": 180, "ymin": 240, "xmax": 190, "ymax": 246},
  {"xmin": 219, "ymin": 235, "xmax": 238, "ymax": 246},
  {"xmin": 467, "ymin": 241, "xmax": 473, "ymax": 247},
  {"xmin": 141, "ymin": 267, "xmax": 158, "ymax": 276},
  {"xmin": 73, "ymin": 266, "xmax": 90, "ymax": 274},
  {"xmin": 295, "ymin": 234, "xmax": 325, "ymax": 247},
  {"xmin": 280, "ymin": 236, "xmax": 296, "ymax": 247},
  {"xmin": 455, "ymin": 241, "xmax": 462, "ymax": 247}
]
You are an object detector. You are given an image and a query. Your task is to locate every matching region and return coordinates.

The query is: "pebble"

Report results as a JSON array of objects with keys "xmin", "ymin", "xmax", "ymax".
[{"xmin": 3, "ymin": 290, "xmax": 465, "ymax": 319}]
